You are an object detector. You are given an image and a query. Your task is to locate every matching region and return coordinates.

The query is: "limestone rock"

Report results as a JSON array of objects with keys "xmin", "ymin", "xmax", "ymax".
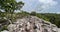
[
  {"xmin": 7, "ymin": 16, "xmax": 58, "ymax": 32},
  {"xmin": 1, "ymin": 30, "xmax": 9, "ymax": 32}
]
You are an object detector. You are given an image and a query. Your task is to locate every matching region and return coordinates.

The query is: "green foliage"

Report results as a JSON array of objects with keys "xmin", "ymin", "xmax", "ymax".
[
  {"xmin": 0, "ymin": 0, "xmax": 24, "ymax": 13},
  {"xmin": 30, "ymin": 11, "xmax": 36, "ymax": 16},
  {"xmin": 1, "ymin": 25, "xmax": 8, "ymax": 31},
  {"xmin": 49, "ymin": 16, "xmax": 55, "ymax": 24},
  {"xmin": 0, "ymin": 0, "xmax": 24, "ymax": 22}
]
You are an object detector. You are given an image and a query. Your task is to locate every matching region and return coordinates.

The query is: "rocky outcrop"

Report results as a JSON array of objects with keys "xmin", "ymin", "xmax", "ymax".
[{"xmin": 5, "ymin": 16, "xmax": 58, "ymax": 32}]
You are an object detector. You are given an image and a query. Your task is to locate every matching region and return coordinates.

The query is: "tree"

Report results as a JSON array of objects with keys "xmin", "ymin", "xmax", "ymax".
[
  {"xmin": 0, "ymin": 0, "xmax": 24, "ymax": 23},
  {"xmin": 30, "ymin": 11, "xmax": 36, "ymax": 16},
  {"xmin": 0, "ymin": 0, "xmax": 24, "ymax": 13}
]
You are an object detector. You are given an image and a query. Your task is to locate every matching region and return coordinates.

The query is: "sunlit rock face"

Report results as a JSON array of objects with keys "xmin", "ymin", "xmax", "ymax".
[
  {"xmin": 1, "ymin": 30, "xmax": 9, "ymax": 32},
  {"xmin": 7, "ymin": 16, "xmax": 58, "ymax": 32}
]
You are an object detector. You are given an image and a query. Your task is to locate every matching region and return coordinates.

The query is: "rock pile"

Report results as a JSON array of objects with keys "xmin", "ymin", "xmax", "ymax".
[{"xmin": 7, "ymin": 16, "xmax": 58, "ymax": 32}]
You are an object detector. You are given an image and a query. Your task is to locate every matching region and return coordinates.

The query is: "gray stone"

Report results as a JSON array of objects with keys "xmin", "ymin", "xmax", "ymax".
[
  {"xmin": 7, "ymin": 16, "xmax": 58, "ymax": 32},
  {"xmin": 1, "ymin": 30, "xmax": 9, "ymax": 32}
]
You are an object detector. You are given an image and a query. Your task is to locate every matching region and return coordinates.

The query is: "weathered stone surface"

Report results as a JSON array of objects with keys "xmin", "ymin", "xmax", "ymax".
[
  {"xmin": 1, "ymin": 30, "xmax": 9, "ymax": 32},
  {"xmin": 7, "ymin": 16, "xmax": 58, "ymax": 32}
]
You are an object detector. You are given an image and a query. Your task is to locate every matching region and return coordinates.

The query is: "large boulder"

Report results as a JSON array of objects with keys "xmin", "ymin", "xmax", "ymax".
[{"xmin": 7, "ymin": 16, "xmax": 58, "ymax": 32}]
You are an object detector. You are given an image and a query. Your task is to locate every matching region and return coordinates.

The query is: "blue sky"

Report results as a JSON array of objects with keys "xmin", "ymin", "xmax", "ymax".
[{"xmin": 16, "ymin": 0, "xmax": 60, "ymax": 13}]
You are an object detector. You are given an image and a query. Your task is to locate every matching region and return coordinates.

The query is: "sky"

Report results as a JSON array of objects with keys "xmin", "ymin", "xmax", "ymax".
[{"xmin": 16, "ymin": 0, "xmax": 60, "ymax": 13}]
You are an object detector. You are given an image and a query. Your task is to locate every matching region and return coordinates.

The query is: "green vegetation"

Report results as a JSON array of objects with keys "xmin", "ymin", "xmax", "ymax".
[
  {"xmin": 0, "ymin": 0, "xmax": 24, "ymax": 21},
  {"xmin": 0, "ymin": 0, "xmax": 24, "ymax": 13}
]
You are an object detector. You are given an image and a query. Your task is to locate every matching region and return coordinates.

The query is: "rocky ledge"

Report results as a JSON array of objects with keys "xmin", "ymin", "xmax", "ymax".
[{"xmin": 1, "ymin": 16, "xmax": 59, "ymax": 32}]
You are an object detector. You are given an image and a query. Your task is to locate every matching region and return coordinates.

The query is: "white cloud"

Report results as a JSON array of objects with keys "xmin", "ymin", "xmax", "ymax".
[
  {"xmin": 38, "ymin": 0, "xmax": 58, "ymax": 10},
  {"xmin": 39, "ymin": 0, "xmax": 57, "ymax": 5}
]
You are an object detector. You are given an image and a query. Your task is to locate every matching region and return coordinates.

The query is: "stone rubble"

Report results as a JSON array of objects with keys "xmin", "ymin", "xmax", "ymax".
[{"xmin": 7, "ymin": 16, "xmax": 58, "ymax": 32}]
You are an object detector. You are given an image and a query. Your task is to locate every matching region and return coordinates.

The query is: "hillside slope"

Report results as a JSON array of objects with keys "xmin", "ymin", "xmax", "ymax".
[{"xmin": 1, "ymin": 16, "xmax": 59, "ymax": 32}]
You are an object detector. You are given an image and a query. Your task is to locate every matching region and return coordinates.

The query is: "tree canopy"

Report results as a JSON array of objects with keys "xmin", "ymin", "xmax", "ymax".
[{"xmin": 0, "ymin": 0, "xmax": 24, "ymax": 13}]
